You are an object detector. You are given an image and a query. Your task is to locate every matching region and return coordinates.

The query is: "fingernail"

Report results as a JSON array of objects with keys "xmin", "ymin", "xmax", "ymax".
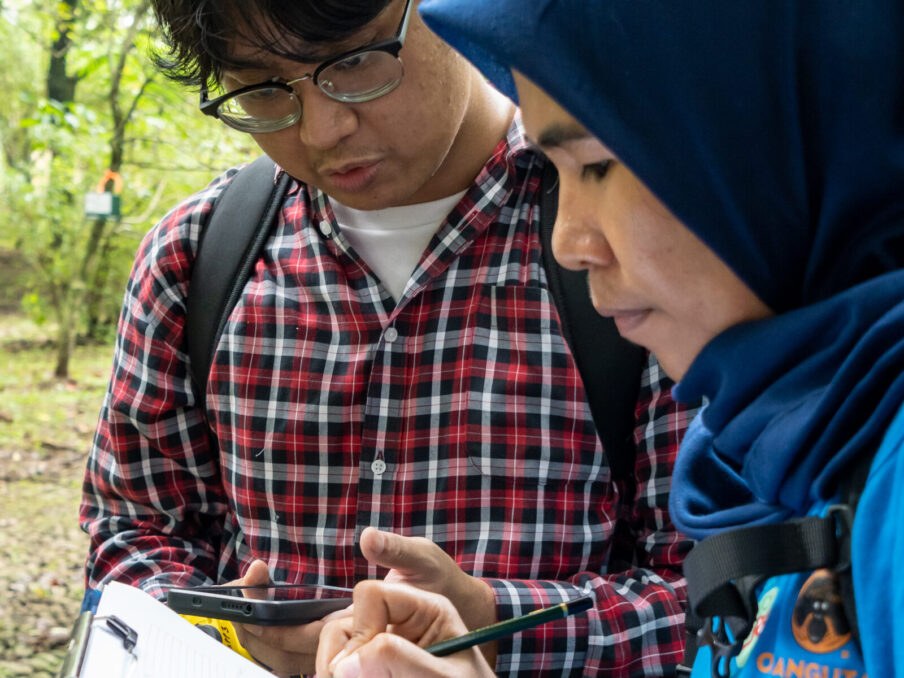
[
  {"xmin": 369, "ymin": 529, "xmax": 385, "ymax": 555},
  {"xmin": 334, "ymin": 653, "xmax": 361, "ymax": 678},
  {"xmin": 243, "ymin": 624, "xmax": 263, "ymax": 637}
]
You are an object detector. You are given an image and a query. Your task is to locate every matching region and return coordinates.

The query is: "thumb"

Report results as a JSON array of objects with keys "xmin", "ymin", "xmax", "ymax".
[
  {"xmin": 359, "ymin": 528, "xmax": 437, "ymax": 578},
  {"xmin": 239, "ymin": 559, "xmax": 272, "ymax": 598}
]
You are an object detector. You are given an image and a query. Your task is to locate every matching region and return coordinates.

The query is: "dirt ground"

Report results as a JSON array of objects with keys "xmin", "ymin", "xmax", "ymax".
[
  {"xmin": 0, "ymin": 459, "xmax": 88, "ymax": 675},
  {"xmin": 0, "ymin": 317, "xmax": 102, "ymax": 675}
]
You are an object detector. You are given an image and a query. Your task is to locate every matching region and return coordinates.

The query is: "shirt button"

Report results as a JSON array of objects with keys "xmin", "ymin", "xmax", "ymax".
[
  {"xmin": 371, "ymin": 458, "xmax": 387, "ymax": 475},
  {"xmin": 384, "ymin": 327, "xmax": 399, "ymax": 343},
  {"xmin": 319, "ymin": 222, "xmax": 333, "ymax": 237}
]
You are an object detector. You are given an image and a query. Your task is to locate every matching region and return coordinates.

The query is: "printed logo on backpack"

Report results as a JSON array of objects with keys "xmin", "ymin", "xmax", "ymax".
[{"xmin": 692, "ymin": 568, "xmax": 865, "ymax": 677}]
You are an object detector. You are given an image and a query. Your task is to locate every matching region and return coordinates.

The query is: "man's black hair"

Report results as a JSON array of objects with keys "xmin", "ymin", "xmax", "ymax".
[{"xmin": 151, "ymin": 0, "xmax": 394, "ymax": 89}]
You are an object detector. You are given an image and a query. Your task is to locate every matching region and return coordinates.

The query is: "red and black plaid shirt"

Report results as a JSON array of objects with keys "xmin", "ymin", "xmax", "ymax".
[{"xmin": 81, "ymin": 119, "xmax": 698, "ymax": 676}]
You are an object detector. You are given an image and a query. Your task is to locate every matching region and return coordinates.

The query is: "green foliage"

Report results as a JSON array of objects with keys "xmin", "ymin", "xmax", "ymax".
[
  {"xmin": 21, "ymin": 292, "xmax": 49, "ymax": 325},
  {"xmin": 0, "ymin": 0, "xmax": 257, "ymax": 371}
]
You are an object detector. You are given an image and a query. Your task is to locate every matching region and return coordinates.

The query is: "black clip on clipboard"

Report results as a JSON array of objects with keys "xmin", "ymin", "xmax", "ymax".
[{"xmin": 58, "ymin": 601, "xmax": 139, "ymax": 678}]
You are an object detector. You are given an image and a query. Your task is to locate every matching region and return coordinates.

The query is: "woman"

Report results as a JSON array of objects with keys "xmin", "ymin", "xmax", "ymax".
[{"xmin": 316, "ymin": 1, "xmax": 904, "ymax": 676}]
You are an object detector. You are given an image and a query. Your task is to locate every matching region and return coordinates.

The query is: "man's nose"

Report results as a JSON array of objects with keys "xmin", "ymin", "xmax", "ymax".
[{"xmin": 297, "ymin": 85, "xmax": 358, "ymax": 151}]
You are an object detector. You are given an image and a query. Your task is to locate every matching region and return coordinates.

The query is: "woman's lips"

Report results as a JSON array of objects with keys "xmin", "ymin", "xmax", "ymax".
[{"xmin": 598, "ymin": 308, "xmax": 652, "ymax": 335}]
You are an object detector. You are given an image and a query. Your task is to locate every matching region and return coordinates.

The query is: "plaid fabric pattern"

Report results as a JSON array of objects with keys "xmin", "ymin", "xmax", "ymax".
[{"xmin": 81, "ymin": 119, "xmax": 698, "ymax": 676}]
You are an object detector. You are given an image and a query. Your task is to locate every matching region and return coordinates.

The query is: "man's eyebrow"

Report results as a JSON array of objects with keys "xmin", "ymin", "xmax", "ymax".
[
  {"xmin": 223, "ymin": 49, "xmax": 328, "ymax": 73},
  {"xmin": 222, "ymin": 57, "xmax": 273, "ymax": 73},
  {"xmin": 533, "ymin": 123, "xmax": 594, "ymax": 149},
  {"xmin": 225, "ymin": 29, "xmax": 382, "ymax": 74}
]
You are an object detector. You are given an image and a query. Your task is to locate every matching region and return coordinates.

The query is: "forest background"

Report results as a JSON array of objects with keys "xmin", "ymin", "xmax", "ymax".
[{"xmin": 0, "ymin": 0, "xmax": 258, "ymax": 674}]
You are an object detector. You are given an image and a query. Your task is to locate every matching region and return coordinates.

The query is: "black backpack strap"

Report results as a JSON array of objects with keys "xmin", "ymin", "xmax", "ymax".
[
  {"xmin": 186, "ymin": 156, "xmax": 290, "ymax": 413},
  {"xmin": 685, "ymin": 511, "xmax": 851, "ymax": 620},
  {"xmin": 837, "ymin": 456, "xmax": 873, "ymax": 644},
  {"xmin": 537, "ymin": 161, "xmax": 648, "ymax": 482}
]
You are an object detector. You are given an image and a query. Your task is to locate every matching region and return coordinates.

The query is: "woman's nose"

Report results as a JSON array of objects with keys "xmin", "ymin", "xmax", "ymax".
[{"xmin": 550, "ymin": 176, "xmax": 615, "ymax": 272}]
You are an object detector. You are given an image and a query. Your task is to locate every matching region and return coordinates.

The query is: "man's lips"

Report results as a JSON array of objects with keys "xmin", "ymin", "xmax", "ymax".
[
  {"xmin": 321, "ymin": 160, "xmax": 382, "ymax": 193},
  {"xmin": 322, "ymin": 159, "xmax": 381, "ymax": 175}
]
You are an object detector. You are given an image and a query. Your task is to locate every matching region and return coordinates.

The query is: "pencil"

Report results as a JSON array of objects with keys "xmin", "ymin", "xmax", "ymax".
[{"xmin": 423, "ymin": 594, "xmax": 594, "ymax": 657}]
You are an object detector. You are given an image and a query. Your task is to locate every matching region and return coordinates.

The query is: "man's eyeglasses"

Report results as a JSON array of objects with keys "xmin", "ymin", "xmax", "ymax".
[{"xmin": 199, "ymin": 0, "xmax": 414, "ymax": 133}]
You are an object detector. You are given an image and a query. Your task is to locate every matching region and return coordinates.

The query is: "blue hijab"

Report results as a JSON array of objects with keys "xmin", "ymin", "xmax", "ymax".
[{"xmin": 420, "ymin": 0, "xmax": 904, "ymax": 536}]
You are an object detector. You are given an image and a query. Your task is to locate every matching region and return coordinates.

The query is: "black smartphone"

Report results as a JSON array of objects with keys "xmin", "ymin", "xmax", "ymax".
[{"xmin": 166, "ymin": 583, "xmax": 353, "ymax": 626}]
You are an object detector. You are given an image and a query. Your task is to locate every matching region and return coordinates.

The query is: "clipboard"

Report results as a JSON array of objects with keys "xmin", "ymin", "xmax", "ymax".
[{"xmin": 56, "ymin": 582, "xmax": 273, "ymax": 678}]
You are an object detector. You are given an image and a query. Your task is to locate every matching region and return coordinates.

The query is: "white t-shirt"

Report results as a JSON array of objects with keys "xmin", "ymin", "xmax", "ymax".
[{"xmin": 329, "ymin": 191, "xmax": 467, "ymax": 302}]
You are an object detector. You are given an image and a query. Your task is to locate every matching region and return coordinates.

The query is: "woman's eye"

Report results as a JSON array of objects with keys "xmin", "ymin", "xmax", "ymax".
[{"xmin": 581, "ymin": 160, "xmax": 612, "ymax": 181}]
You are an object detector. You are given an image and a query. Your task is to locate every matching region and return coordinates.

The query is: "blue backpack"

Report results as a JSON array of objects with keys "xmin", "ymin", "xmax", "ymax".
[{"xmin": 679, "ymin": 461, "xmax": 871, "ymax": 678}]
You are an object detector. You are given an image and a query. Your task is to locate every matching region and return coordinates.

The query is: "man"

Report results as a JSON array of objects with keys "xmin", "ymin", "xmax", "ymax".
[{"xmin": 80, "ymin": 0, "xmax": 695, "ymax": 674}]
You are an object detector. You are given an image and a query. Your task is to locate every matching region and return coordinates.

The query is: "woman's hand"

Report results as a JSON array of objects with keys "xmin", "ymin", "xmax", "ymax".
[{"xmin": 358, "ymin": 527, "xmax": 498, "ymax": 665}]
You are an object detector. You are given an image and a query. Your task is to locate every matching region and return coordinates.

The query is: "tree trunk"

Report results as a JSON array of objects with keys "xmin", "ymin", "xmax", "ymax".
[
  {"xmin": 84, "ymin": 235, "xmax": 115, "ymax": 341},
  {"xmin": 47, "ymin": 0, "xmax": 79, "ymax": 378},
  {"xmin": 54, "ymin": 308, "xmax": 74, "ymax": 378},
  {"xmin": 49, "ymin": 279, "xmax": 75, "ymax": 378},
  {"xmin": 47, "ymin": 0, "xmax": 79, "ymax": 103}
]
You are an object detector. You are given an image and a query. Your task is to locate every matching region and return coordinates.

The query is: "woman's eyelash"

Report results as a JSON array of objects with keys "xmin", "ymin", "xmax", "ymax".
[{"xmin": 581, "ymin": 160, "xmax": 613, "ymax": 181}]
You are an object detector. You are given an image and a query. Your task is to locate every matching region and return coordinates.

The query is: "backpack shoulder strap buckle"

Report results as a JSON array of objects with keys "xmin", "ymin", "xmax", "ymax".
[
  {"xmin": 826, "ymin": 503, "xmax": 853, "ymax": 573},
  {"xmin": 698, "ymin": 616, "xmax": 744, "ymax": 678},
  {"xmin": 695, "ymin": 574, "xmax": 761, "ymax": 678}
]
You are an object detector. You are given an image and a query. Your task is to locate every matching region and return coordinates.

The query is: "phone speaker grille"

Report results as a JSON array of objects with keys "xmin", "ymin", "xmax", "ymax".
[{"xmin": 219, "ymin": 600, "xmax": 254, "ymax": 615}]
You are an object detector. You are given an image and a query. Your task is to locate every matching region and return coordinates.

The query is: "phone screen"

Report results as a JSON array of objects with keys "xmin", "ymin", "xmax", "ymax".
[{"xmin": 198, "ymin": 583, "xmax": 353, "ymax": 601}]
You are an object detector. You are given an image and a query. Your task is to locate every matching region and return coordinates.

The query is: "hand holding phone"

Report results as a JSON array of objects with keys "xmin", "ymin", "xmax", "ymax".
[{"xmin": 166, "ymin": 583, "xmax": 353, "ymax": 626}]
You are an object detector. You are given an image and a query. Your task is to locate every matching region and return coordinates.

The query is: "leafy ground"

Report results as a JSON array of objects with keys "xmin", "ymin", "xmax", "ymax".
[{"xmin": 0, "ymin": 313, "xmax": 112, "ymax": 676}]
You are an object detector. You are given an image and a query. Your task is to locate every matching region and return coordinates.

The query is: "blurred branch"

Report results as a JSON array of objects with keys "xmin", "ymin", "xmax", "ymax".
[
  {"xmin": 121, "ymin": 176, "xmax": 166, "ymax": 224},
  {"xmin": 123, "ymin": 160, "xmax": 233, "ymax": 173}
]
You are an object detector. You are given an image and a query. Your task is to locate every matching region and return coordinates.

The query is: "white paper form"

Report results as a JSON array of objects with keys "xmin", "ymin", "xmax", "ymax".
[{"xmin": 79, "ymin": 581, "xmax": 273, "ymax": 678}]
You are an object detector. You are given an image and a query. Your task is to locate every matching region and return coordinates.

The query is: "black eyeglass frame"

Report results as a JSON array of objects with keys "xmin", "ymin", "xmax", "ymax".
[{"xmin": 199, "ymin": 0, "xmax": 414, "ymax": 126}]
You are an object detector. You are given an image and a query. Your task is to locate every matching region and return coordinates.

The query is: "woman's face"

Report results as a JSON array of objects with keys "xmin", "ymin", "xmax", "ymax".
[{"xmin": 514, "ymin": 73, "xmax": 772, "ymax": 381}]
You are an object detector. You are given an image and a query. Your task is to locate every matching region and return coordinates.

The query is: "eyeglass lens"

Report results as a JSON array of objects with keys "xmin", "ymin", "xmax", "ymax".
[
  {"xmin": 216, "ymin": 50, "xmax": 404, "ymax": 132},
  {"xmin": 319, "ymin": 50, "xmax": 404, "ymax": 101}
]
